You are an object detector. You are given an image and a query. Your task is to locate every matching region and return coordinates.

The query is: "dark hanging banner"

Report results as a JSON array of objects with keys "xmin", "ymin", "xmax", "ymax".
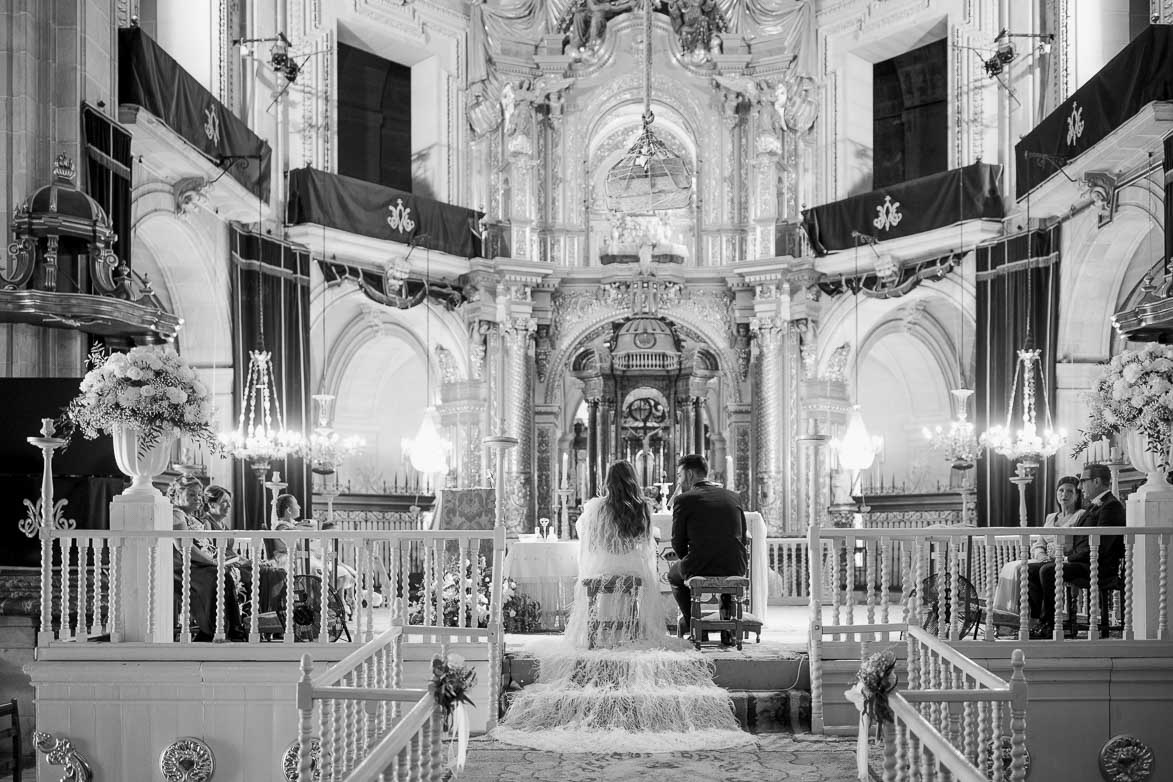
[
  {"xmin": 287, "ymin": 167, "xmax": 484, "ymax": 259},
  {"xmin": 974, "ymin": 224, "xmax": 1061, "ymax": 528},
  {"xmin": 230, "ymin": 226, "xmax": 312, "ymax": 529},
  {"xmin": 801, "ymin": 163, "xmax": 1004, "ymax": 255},
  {"xmin": 118, "ymin": 27, "xmax": 272, "ymax": 200},
  {"xmin": 1016, "ymin": 25, "xmax": 1173, "ymax": 199}
]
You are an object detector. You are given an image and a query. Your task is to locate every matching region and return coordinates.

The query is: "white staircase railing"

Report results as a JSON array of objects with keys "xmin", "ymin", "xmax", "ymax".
[{"xmin": 295, "ymin": 627, "xmax": 448, "ymax": 781}]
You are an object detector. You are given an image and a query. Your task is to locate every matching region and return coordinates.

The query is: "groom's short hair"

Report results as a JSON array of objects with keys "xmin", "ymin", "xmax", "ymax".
[{"xmin": 677, "ymin": 454, "xmax": 708, "ymax": 477}]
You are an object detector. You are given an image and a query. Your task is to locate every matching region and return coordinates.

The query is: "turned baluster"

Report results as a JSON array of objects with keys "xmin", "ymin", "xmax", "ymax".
[
  {"xmin": 1089, "ymin": 539, "xmax": 1101, "ymax": 640},
  {"xmin": 1158, "ymin": 534, "xmax": 1168, "ymax": 640},
  {"xmin": 1124, "ymin": 534, "xmax": 1134, "ymax": 640},
  {"xmin": 249, "ymin": 538, "xmax": 261, "ymax": 642},
  {"xmin": 109, "ymin": 540, "xmax": 121, "ymax": 642},
  {"xmin": 1017, "ymin": 533, "xmax": 1030, "ymax": 642},
  {"xmin": 1009, "ymin": 649, "xmax": 1028, "ymax": 782},
  {"xmin": 214, "ymin": 537, "xmax": 226, "ymax": 641},
  {"xmin": 296, "ymin": 655, "xmax": 316, "ymax": 782}
]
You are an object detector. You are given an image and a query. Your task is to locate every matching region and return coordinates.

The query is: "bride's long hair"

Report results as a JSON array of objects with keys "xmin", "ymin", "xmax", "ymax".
[{"xmin": 602, "ymin": 460, "xmax": 651, "ymax": 541}]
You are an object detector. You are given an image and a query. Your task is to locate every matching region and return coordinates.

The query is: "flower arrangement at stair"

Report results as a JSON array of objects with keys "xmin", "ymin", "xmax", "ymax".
[
  {"xmin": 844, "ymin": 648, "xmax": 898, "ymax": 780},
  {"xmin": 63, "ymin": 345, "xmax": 218, "ymax": 497},
  {"xmin": 1073, "ymin": 343, "xmax": 1173, "ymax": 490}
]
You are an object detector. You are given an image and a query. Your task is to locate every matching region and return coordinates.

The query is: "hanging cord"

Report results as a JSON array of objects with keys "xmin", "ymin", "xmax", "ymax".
[{"xmin": 642, "ymin": 0, "xmax": 652, "ymax": 125}]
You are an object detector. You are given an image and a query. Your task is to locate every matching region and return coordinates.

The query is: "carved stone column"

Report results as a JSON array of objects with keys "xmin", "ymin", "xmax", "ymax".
[
  {"xmin": 725, "ymin": 403, "xmax": 753, "ymax": 508},
  {"xmin": 752, "ymin": 316, "xmax": 785, "ymax": 531},
  {"xmin": 586, "ymin": 391, "xmax": 601, "ymax": 498},
  {"xmin": 751, "ymin": 128, "xmax": 782, "ymax": 259},
  {"xmin": 533, "ymin": 405, "xmax": 559, "ymax": 530},
  {"xmin": 501, "ymin": 315, "xmax": 535, "ymax": 533}
]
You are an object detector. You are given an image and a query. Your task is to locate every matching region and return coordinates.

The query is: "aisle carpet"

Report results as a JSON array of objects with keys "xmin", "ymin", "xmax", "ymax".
[{"xmin": 449, "ymin": 734, "xmax": 876, "ymax": 782}]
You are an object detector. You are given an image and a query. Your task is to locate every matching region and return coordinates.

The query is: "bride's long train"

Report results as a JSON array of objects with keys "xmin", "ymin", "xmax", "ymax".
[{"xmin": 492, "ymin": 641, "xmax": 756, "ymax": 753}]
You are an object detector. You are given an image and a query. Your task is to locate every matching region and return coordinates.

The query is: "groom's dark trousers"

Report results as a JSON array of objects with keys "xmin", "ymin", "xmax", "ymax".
[{"xmin": 668, "ymin": 482, "xmax": 747, "ymax": 632}]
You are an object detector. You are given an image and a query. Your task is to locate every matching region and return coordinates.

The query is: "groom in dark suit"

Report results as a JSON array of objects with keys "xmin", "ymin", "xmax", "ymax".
[
  {"xmin": 667, "ymin": 454, "xmax": 747, "ymax": 637},
  {"xmin": 1028, "ymin": 462, "xmax": 1125, "ymax": 637}
]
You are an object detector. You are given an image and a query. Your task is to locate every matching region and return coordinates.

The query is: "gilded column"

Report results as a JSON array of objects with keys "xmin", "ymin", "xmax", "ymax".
[{"xmin": 501, "ymin": 315, "xmax": 536, "ymax": 533}]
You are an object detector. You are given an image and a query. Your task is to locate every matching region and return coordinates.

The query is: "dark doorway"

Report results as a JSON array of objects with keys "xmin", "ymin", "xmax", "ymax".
[
  {"xmin": 337, "ymin": 42, "xmax": 412, "ymax": 191},
  {"xmin": 873, "ymin": 38, "xmax": 948, "ymax": 189}
]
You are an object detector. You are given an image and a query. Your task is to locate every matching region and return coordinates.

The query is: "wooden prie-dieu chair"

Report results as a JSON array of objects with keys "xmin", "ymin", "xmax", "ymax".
[
  {"xmin": 581, "ymin": 575, "xmax": 643, "ymax": 649},
  {"xmin": 686, "ymin": 575, "xmax": 752, "ymax": 651}
]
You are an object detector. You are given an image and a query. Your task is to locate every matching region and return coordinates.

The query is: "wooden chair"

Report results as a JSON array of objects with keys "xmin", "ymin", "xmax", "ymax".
[
  {"xmin": 582, "ymin": 575, "xmax": 642, "ymax": 649},
  {"xmin": 686, "ymin": 575, "xmax": 754, "ymax": 651},
  {"xmin": 0, "ymin": 699, "xmax": 21, "ymax": 782}
]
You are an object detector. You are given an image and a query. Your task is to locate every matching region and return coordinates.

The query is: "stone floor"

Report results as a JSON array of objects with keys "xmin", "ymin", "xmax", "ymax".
[{"xmin": 451, "ymin": 734, "xmax": 872, "ymax": 782}]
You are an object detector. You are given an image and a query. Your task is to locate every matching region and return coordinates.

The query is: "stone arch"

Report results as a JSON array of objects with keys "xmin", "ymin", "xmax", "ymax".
[
  {"xmin": 131, "ymin": 205, "xmax": 231, "ymax": 369},
  {"xmin": 1059, "ymin": 174, "xmax": 1163, "ymax": 360},
  {"xmin": 325, "ymin": 307, "xmax": 443, "ymax": 482}
]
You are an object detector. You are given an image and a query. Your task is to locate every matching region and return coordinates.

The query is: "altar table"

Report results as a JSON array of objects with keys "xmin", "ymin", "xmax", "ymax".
[
  {"xmin": 503, "ymin": 512, "xmax": 768, "ymax": 631},
  {"xmin": 501, "ymin": 539, "xmax": 579, "ymax": 630}
]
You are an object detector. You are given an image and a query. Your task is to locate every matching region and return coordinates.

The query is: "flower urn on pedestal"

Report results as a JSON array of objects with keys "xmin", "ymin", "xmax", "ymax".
[
  {"xmin": 1122, "ymin": 427, "xmax": 1173, "ymax": 495},
  {"xmin": 112, "ymin": 423, "xmax": 176, "ymax": 498}
]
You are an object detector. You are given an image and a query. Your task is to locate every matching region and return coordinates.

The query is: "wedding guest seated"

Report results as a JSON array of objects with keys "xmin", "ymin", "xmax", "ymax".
[
  {"xmin": 272, "ymin": 494, "xmax": 357, "ymax": 598},
  {"xmin": 991, "ymin": 475, "xmax": 1084, "ymax": 630},
  {"xmin": 1027, "ymin": 463, "xmax": 1125, "ymax": 638},
  {"xmin": 169, "ymin": 476, "xmax": 245, "ymax": 642},
  {"xmin": 206, "ymin": 485, "xmax": 285, "ymax": 617}
]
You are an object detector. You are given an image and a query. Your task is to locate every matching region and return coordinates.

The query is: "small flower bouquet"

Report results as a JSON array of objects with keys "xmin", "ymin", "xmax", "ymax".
[
  {"xmin": 855, "ymin": 649, "xmax": 898, "ymax": 725},
  {"xmin": 64, "ymin": 346, "xmax": 218, "ymax": 456},
  {"xmin": 1072, "ymin": 344, "xmax": 1173, "ymax": 463},
  {"xmin": 431, "ymin": 653, "xmax": 476, "ymax": 731}
]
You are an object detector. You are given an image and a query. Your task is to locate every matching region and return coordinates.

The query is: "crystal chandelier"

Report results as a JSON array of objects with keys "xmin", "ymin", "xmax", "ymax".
[
  {"xmin": 402, "ymin": 406, "xmax": 450, "ymax": 474},
  {"xmin": 979, "ymin": 347, "xmax": 1066, "ymax": 466},
  {"xmin": 219, "ymin": 350, "xmax": 306, "ymax": 470},
  {"xmin": 833, "ymin": 405, "xmax": 883, "ymax": 472},
  {"xmin": 923, "ymin": 388, "xmax": 983, "ymax": 469},
  {"xmin": 307, "ymin": 393, "xmax": 364, "ymax": 476},
  {"xmin": 603, "ymin": 0, "xmax": 691, "ymax": 213}
]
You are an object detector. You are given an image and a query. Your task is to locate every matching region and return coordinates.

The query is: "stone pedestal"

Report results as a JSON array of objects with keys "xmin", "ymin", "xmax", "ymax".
[
  {"xmin": 1126, "ymin": 484, "xmax": 1173, "ymax": 640},
  {"xmin": 108, "ymin": 493, "xmax": 174, "ymax": 643}
]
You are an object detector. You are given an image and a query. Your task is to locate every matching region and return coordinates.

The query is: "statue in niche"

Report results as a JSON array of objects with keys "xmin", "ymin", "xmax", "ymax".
[
  {"xmin": 501, "ymin": 81, "xmax": 535, "ymax": 155},
  {"xmin": 567, "ymin": 0, "xmax": 636, "ymax": 53},
  {"xmin": 667, "ymin": 0, "xmax": 721, "ymax": 58}
]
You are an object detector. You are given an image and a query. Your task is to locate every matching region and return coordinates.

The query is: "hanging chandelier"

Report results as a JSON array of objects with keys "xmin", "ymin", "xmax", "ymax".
[
  {"xmin": 979, "ymin": 347, "xmax": 1066, "ymax": 466},
  {"xmin": 833, "ymin": 405, "xmax": 883, "ymax": 472},
  {"xmin": 402, "ymin": 406, "xmax": 450, "ymax": 474},
  {"xmin": 219, "ymin": 349, "xmax": 306, "ymax": 466},
  {"xmin": 307, "ymin": 393, "xmax": 364, "ymax": 475},
  {"xmin": 603, "ymin": 0, "xmax": 692, "ymax": 213},
  {"xmin": 924, "ymin": 388, "xmax": 983, "ymax": 469}
]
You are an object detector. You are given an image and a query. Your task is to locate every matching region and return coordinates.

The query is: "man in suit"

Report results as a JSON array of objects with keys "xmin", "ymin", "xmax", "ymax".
[
  {"xmin": 1028, "ymin": 462, "xmax": 1125, "ymax": 637},
  {"xmin": 667, "ymin": 454, "xmax": 747, "ymax": 639}
]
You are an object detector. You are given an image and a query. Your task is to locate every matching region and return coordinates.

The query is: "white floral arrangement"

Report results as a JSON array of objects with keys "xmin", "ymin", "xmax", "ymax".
[
  {"xmin": 65, "ymin": 346, "xmax": 218, "ymax": 456},
  {"xmin": 1072, "ymin": 343, "xmax": 1173, "ymax": 463}
]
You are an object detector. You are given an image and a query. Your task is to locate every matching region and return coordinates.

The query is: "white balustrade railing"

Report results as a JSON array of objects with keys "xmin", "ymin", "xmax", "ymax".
[
  {"xmin": 795, "ymin": 525, "xmax": 1172, "ymax": 643},
  {"xmin": 38, "ymin": 527, "xmax": 506, "ymax": 646},
  {"xmin": 295, "ymin": 628, "xmax": 448, "ymax": 781},
  {"xmin": 879, "ymin": 626, "xmax": 1029, "ymax": 782},
  {"xmin": 767, "ymin": 537, "xmax": 834, "ymax": 602}
]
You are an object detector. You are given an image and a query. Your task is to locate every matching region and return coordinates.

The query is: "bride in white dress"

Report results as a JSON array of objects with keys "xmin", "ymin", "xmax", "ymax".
[{"xmin": 492, "ymin": 460, "xmax": 753, "ymax": 753}]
